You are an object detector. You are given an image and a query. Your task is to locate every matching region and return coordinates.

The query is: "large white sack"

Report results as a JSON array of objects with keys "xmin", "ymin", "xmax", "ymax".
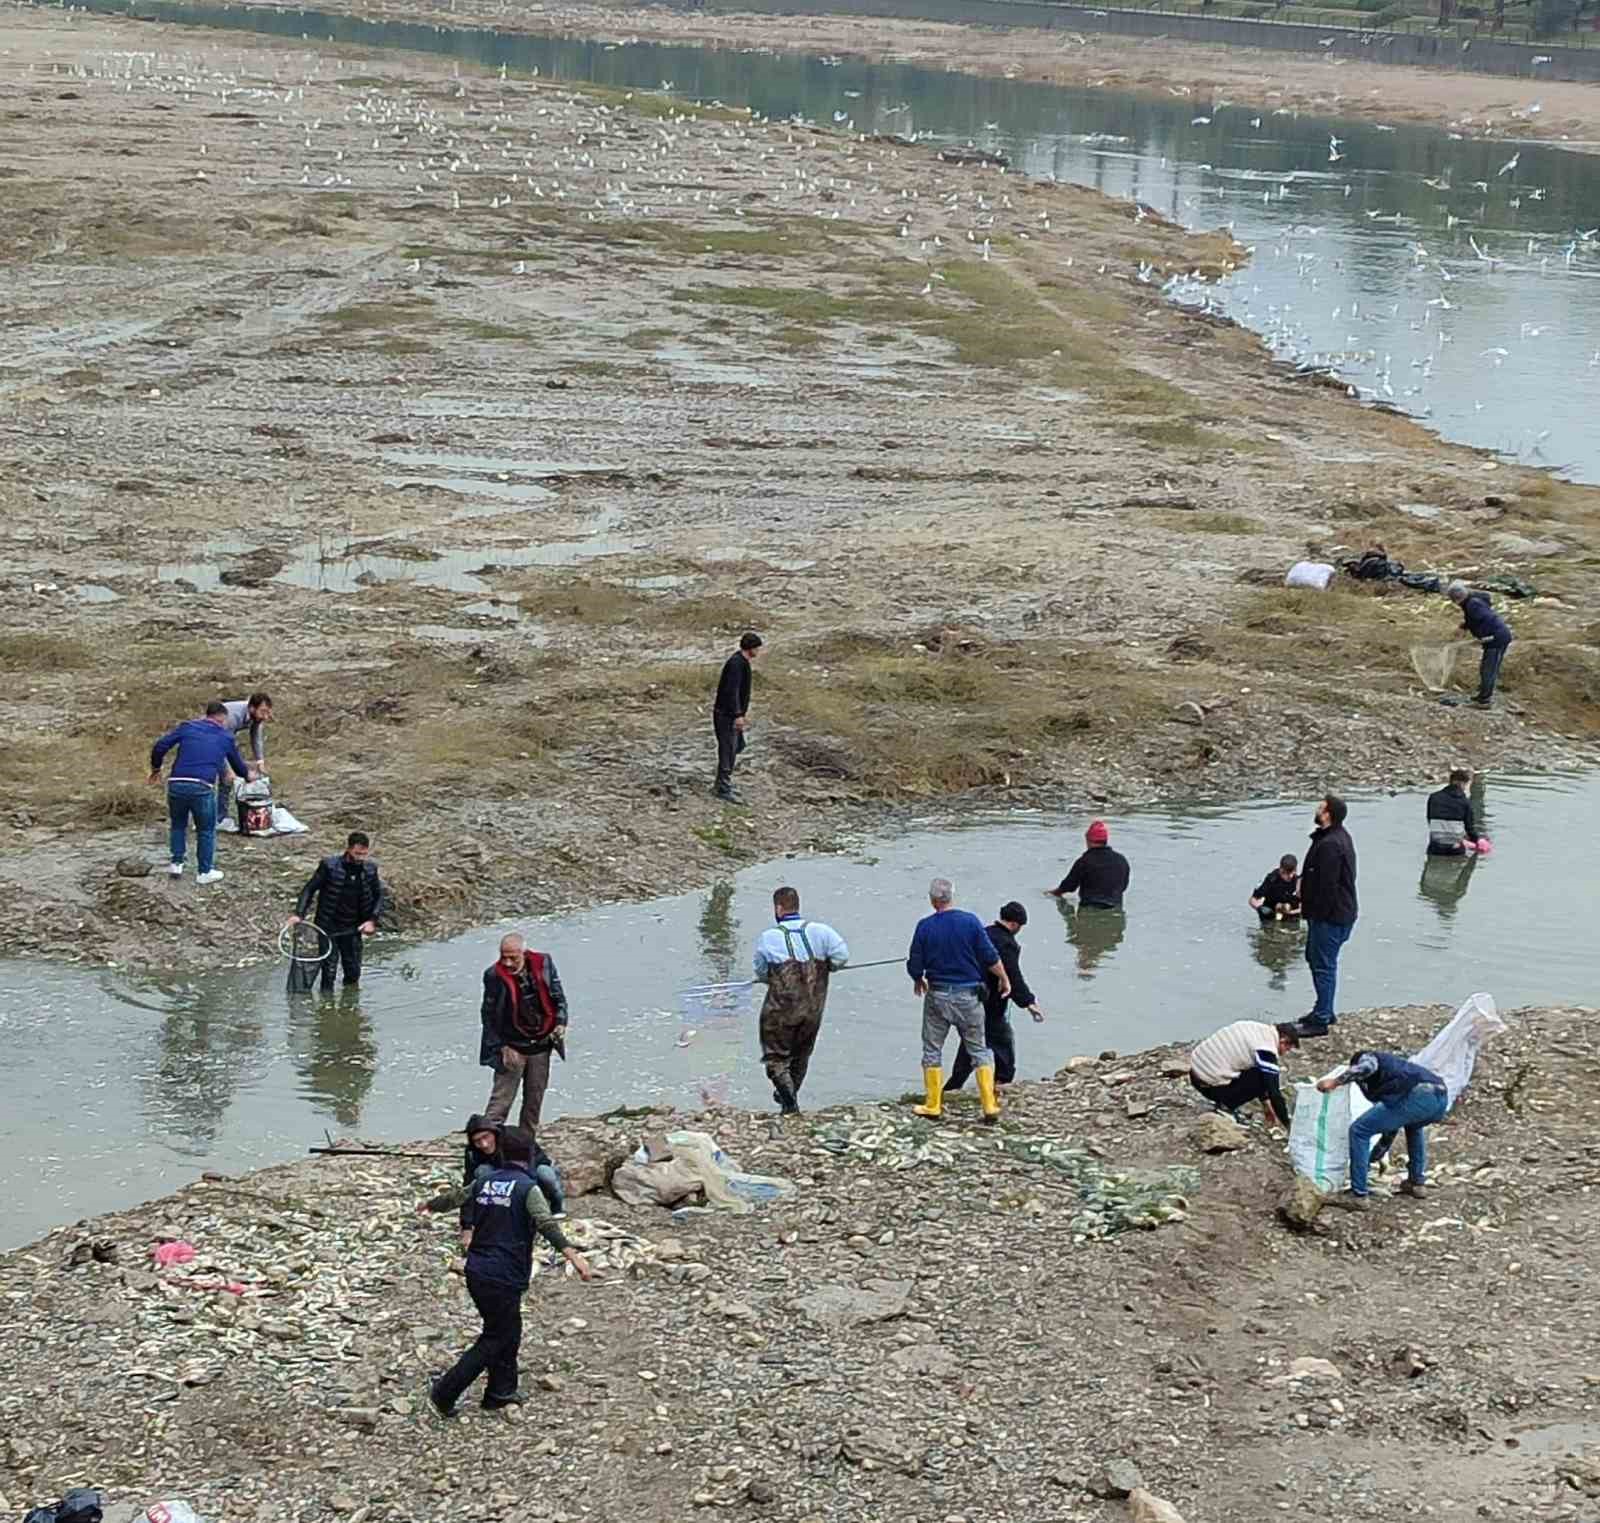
[
  {"xmin": 1288, "ymin": 1070, "xmax": 1371, "ymax": 1193},
  {"xmin": 1411, "ymin": 991, "xmax": 1505, "ymax": 1106}
]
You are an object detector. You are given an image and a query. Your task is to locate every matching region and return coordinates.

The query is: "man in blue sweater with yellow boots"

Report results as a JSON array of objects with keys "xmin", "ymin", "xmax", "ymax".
[{"xmin": 906, "ymin": 876, "xmax": 1010, "ymax": 1124}]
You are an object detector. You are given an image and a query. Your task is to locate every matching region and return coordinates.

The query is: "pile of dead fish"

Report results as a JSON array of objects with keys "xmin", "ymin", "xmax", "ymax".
[{"xmin": 809, "ymin": 1118, "xmax": 1196, "ymax": 1240}]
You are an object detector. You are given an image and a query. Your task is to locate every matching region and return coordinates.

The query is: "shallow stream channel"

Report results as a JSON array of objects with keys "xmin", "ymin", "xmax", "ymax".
[
  {"xmin": 2, "ymin": 772, "xmax": 1595, "ymax": 1249},
  {"xmin": 65, "ymin": 0, "xmax": 1600, "ymax": 479}
]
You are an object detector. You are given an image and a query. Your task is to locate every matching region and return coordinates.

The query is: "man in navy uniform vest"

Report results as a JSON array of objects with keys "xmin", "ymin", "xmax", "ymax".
[{"xmin": 430, "ymin": 1127, "xmax": 591, "ymax": 1416}]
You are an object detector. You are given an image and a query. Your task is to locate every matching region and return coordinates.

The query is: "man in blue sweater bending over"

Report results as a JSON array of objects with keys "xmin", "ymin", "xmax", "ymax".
[
  {"xmin": 148, "ymin": 701, "xmax": 260, "ymax": 883},
  {"xmin": 906, "ymin": 876, "xmax": 1010, "ymax": 1124}
]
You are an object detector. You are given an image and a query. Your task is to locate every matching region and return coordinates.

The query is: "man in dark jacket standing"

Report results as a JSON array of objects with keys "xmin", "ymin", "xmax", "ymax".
[
  {"xmin": 1426, "ymin": 768, "xmax": 1479, "ymax": 855},
  {"xmin": 948, "ymin": 901, "xmax": 1045, "ymax": 1092},
  {"xmin": 1446, "ymin": 581, "xmax": 1513, "ymax": 708},
  {"xmin": 430, "ymin": 1127, "xmax": 591, "ymax": 1417},
  {"xmin": 286, "ymin": 831, "xmax": 386, "ymax": 991},
  {"xmin": 480, "ymin": 932, "xmax": 568, "ymax": 1133},
  {"xmin": 1048, "ymin": 820, "xmax": 1129, "ymax": 909},
  {"xmin": 712, "ymin": 631, "xmax": 763, "ymax": 803},
  {"xmin": 1298, "ymin": 796, "xmax": 1357, "ymax": 1035}
]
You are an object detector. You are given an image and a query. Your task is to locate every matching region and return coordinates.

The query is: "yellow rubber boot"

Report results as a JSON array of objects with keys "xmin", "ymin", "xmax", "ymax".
[
  {"xmin": 975, "ymin": 1065, "xmax": 1001, "ymax": 1125},
  {"xmin": 912, "ymin": 1067, "xmax": 943, "ymax": 1119}
]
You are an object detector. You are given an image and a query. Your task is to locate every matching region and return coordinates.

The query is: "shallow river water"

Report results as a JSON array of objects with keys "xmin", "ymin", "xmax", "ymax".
[
  {"xmin": 66, "ymin": 0, "xmax": 1600, "ymax": 480},
  {"xmin": 2, "ymin": 771, "xmax": 1594, "ymax": 1249}
]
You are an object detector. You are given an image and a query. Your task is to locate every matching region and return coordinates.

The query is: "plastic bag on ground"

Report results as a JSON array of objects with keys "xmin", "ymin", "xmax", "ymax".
[
  {"xmin": 614, "ymin": 1130, "xmax": 795, "ymax": 1213},
  {"xmin": 1288, "ymin": 1070, "xmax": 1371, "ymax": 1193},
  {"xmin": 1284, "ymin": 560, "xmax": 1335, "ymax": 590},
  {"xmin": 1411, "ymin": 991, "xmax": 1505, "ymax": 1106},
  {"xmin": 22, "ymin": 1491, "xmax": 104, "ymax": 1523},
  {"xmin": 143, "ymin": 1505, "xmax": 212, "ymax": 1523}
]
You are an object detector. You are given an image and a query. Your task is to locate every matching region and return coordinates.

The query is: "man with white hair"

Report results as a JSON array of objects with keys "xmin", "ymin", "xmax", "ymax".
[
  {"xmin": 906, "ymin": 877, "xmax": 1010, "ymax": 1124},
  {"xmin": 1445, "ymin": 581, "xmax": 1513, "ymax": 708},
  {"xmin": 479, "ymin": 932, "xmax": 568, "ymax": 1133}
]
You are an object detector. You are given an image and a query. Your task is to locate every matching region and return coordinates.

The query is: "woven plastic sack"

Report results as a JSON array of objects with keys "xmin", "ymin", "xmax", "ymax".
[
  {"xmin": 1288, "ymin": 1070, "xmax": 1371, "ymax": 1193},
  {"xmin": 1410, "ymin": 991, "xmax": 1505, "ymax": 1106}
]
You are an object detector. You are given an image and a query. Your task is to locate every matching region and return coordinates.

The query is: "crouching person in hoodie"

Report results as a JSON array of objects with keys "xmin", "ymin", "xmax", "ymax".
[
  {"xmin": 460, "ymin": 1114, "xmax": 564, "ymax": 1218},
  {"xmin": 431, "ymin": 1127, "xmax": 591, "ymax": 1416}
]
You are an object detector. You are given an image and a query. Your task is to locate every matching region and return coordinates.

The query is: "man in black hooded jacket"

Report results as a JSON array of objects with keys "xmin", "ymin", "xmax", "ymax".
[
  {"xmin": 948, "ymin": 901, "xmax": 1045, "ymax": 1091},
  {"xmin": 287, "ymin": 831, "xmax": 387, "ymax": 991}
]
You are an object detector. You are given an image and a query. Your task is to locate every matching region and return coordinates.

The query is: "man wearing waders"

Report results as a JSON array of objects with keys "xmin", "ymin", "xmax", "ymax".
[
  {"xmin": 906, "ymin": 877, "xmax": 1009, "ymax": 1124},
  {"xmin": 752, "ymin": 886, "xmax": 849, "ymax": 1115},
  {"xmin": 286, "ymin": 831, "xmax": 386, "ymax": 991}
]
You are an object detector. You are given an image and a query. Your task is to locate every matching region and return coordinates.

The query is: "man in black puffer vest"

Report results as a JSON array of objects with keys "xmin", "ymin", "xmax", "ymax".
[
  {"xmin": 431, "ymin": 1128, "xmax": 592, "ymax": 1416},
  {"xmin": 287, "ymin": 831, "xmax": 388, "ymax": 992}
]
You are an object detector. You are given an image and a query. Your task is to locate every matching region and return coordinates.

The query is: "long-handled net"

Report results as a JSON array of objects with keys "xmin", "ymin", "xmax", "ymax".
[
  {"xmin": 1409, "ymin": 640, "xmax": 1479, "ymax": 693},
  {"xmin": 280, "ymin": 922, "xmax": 332, "ymax": 995}
]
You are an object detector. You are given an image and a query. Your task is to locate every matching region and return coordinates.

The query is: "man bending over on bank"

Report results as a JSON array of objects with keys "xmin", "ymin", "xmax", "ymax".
[
  {"xmin": 480, "ymin": 933, "xmax": 568, "ymax": 1133},
  {"xmin": 1445, "ymin": 581, "xmax": 1513, "ymax": 709},
  {"xmin": 431, "ymin": 1127, "xmax": 591, "ymax": 1417},
  {"xmin": 907, "ymin": 877, "xmax": 1009, "ymax": 1124},
  {"xmin": 1317, "ymin": 1050, "xmax": 1448, "ymax": 1209},
  {"xmin": 287, "ymin": 831, "xmax": 386, "ymax": 992},
  {"xmin": 753, "ymin": 886, "xmax": 849, "ymax": 1116},
  {"xmin": 217, "ymin": 691, "xmax": 272, "ymax": 819},
  {"xmin": 148, "ymin": 701, "xmax": 260, "ymax": 884},
  {"xmin": 1188, "ymin": 1019, "xmax": 1300, "ymax": 1128}
]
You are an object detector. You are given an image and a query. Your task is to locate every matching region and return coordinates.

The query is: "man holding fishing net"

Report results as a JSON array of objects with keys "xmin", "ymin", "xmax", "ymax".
[{"xmin": 753, "ymin": 886, "xmax": 849, "ymax": 1116}]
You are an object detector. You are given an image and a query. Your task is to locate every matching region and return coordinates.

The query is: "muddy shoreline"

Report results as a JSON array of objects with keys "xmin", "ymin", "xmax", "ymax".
[
  {"xmin": 1, "ymin": 3, "xmax": 1596, "ymax": 974},
  {"xmin": 3, "ymin": 999, "xmax": 1598, "ymax": 1523}
]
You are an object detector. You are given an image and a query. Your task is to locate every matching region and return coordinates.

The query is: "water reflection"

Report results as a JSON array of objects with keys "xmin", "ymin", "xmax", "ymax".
[
  {"xmin": 1248, "ymin": 922, "xmax": 1304, "ymax": 991},
  {"xmin": 125, "ymin": 975, "xmax": 266, "ymax": 1149},
  {"xmin": 1418, "ymin": 853, "xmax": 1480, "ymax": 921},
  {"xmin": 696, "ymin": 880, "xmax": 741, "ymax": 988},
  {"xmin": 287, "ymin": 987, "xmax": 378, "ymax": 1125},
  {"xmin": 1056, "ymin": 902, "xmax": 1128, "ymax": 978}
]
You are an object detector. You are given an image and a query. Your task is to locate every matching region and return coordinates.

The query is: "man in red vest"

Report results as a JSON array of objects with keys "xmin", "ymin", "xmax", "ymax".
[{"xmin": 480, "ymin": 932, "xmax": 568, "ymax": 1133}]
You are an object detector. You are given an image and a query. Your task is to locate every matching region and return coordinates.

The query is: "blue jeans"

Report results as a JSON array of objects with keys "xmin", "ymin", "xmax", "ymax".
[
  {"xmin": 168, "ymin": 781, "xmax": 217, "ymax": 873},
  {"xmin": 1304, "ymin": 919, "xmax": 1354, "ymax": 1019},
  {"xmin": 1348, "ymin": 1082, "xmax": 1448, "ymax": 1195},
  {"xmin": 533, "ymin": 1163, "xmax": 565, "ymax": 1214},
  {"xmin": 1477, "ymin": 639, "xmax": 1509, "ymax": 702}
]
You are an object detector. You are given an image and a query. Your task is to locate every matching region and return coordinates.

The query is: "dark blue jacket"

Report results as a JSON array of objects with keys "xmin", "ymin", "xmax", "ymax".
[
  {"xmin": 907, "ymin": 908, "xmax": 999, "ymax": 988},
  {"xmin": 465, "ymin": 1166, "xmax": 540, "ymax": 1290},
  {"xmin": 150, "ymin": 719, "xmax": 252, "ymax": 788},
  {"xmin": 1461, "ymin": 593, "xmax": 1512, "ymax": 647},
  {"xmin": 1346, "ymin": 1051, "xmax": 1446, "ymax": 1107}
]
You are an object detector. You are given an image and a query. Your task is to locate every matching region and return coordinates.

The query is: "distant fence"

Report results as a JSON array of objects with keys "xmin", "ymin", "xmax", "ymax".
[{"xmin": 701, "ymin": 0, "xmax": 1600, "ymax": 82}]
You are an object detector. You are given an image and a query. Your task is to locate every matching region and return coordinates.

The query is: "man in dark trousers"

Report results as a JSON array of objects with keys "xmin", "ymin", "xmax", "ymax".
[
  {"xmin": 1446, "ymin": 581, "xmax": 1513, "ymax": 708},
  {"xmin": 148, "ymin": 700, "xmax": 261, "ymax": 883},
  {"xmin": 712, "ymin": 631, "xmax": 763, "ymax": 803},
  {"xmin": 480, "ymin": 932, "xmax": 568, "ymax": 1133},
  {"xmin": 752, "ymin": 886, "xmax": 849, "ymax": 1115},
  {"xmin": 948, "ymin": 901, "xmax": 1045, "ymax": 1093},
  {"xmin": 1249, "ymin": 854, "xmax": 1302, "ymax": 921},
  {"xmin": 1298, "ymin": 796, "xmax": 1357, "ymax": 1036},
  {"xmin": 1426, "ymin": 767, "xmax": 1480, "ymax": 855},
  {"xmin": 286, "ymin": 831, "xmax": 386, "ymax": 991},
  {"xmin": 1047, "ymin": 820, "xmax": 1129, "ymax": 909},
  {"xmin": 430, "ymin": 1127, "xmax": 591, "ymax": 1417}
]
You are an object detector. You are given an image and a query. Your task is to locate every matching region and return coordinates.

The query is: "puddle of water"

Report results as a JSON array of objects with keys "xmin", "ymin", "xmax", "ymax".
[
  {"xmin": 380, "ymin": 451, "xmax": 611, "ymax": 477},
  {"xmin": 698, "ymin": 548, "xmax": 817, "ymax": 572},
  {"xmin": 2, "ymin": 771, "xmax": 1596, "ymax": 1250},
  {"xmin": 70, "ymin": 0, "xmax": 1600, "ymax": 479},
  {"xmin": 1505, "ymin": 1420, "xmax": 1600, "ymax": 1456},
  {"xmin": 72, "ymin": 584, "xmax": 123, "ymax": 603},
  {"xmin": 381, "ymin": 475, "xmax": 557, "ymax": 508},
  {"xmin": 656, "ymin": 343, "xmax": 773, "ymax": 388}
]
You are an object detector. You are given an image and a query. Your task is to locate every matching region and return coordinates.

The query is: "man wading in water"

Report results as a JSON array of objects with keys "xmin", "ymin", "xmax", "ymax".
[
  {"xmin": 752, "ymin": 886, "xmax": 849, "ymax": 1115},
  {"xmin": 480, "ymin": 933, "xmax": 569, "ymax": 1133}
]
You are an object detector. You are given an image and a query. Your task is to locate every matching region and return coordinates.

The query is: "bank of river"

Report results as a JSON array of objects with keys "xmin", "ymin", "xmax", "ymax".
[
  {"xmin": 3, "ymin": 772, "xmax": 1592, "ymax": 1250},
  {"xmin": 89, "ymin": 0, "xmax": 1600, "ymax": 475}
]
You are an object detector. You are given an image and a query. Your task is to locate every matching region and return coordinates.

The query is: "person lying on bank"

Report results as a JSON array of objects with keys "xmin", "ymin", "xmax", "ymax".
[
  {"xmin": 1187, "ymin": 1019, "xmax": 1301, "ymax": 1128},
  {"xmin": 1249, "ymin": 854, "xmax": 1302, "ymax": 922}
]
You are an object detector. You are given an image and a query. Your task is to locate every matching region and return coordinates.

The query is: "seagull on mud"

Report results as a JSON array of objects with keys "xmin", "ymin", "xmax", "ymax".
[{"xmin": 1498, "ymin": 151, "xmax": 1520, "ymax": 177}]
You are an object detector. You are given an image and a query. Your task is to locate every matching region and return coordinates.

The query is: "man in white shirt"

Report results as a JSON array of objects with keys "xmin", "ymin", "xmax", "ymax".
[
  {"xmin": 752, "ymin": 886, "xmax": 848, "ymax": 1115},
  {"xmin": 1188, "ymin": 1019, "xmax": 1301, "ymax": 1128}
]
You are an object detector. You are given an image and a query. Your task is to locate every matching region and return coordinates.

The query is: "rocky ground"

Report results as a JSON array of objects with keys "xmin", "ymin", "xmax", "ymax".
[
  {"xmin": 300, "ymin": 0, "xmax": 1600, "ymax": 154},
  {"xmin": 2, "ymin": 3, "xmax": 1598, "ymax": 972},
  {"xmin": 3, "ymin": 1001, "xmax": 1599, "ymax": 1523}
]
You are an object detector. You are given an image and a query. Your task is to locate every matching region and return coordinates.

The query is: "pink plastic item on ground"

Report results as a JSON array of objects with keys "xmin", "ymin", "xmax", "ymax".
[{"xmin": 152, "ymin": 1241, "xmax": 196, "ymax": 1266}]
